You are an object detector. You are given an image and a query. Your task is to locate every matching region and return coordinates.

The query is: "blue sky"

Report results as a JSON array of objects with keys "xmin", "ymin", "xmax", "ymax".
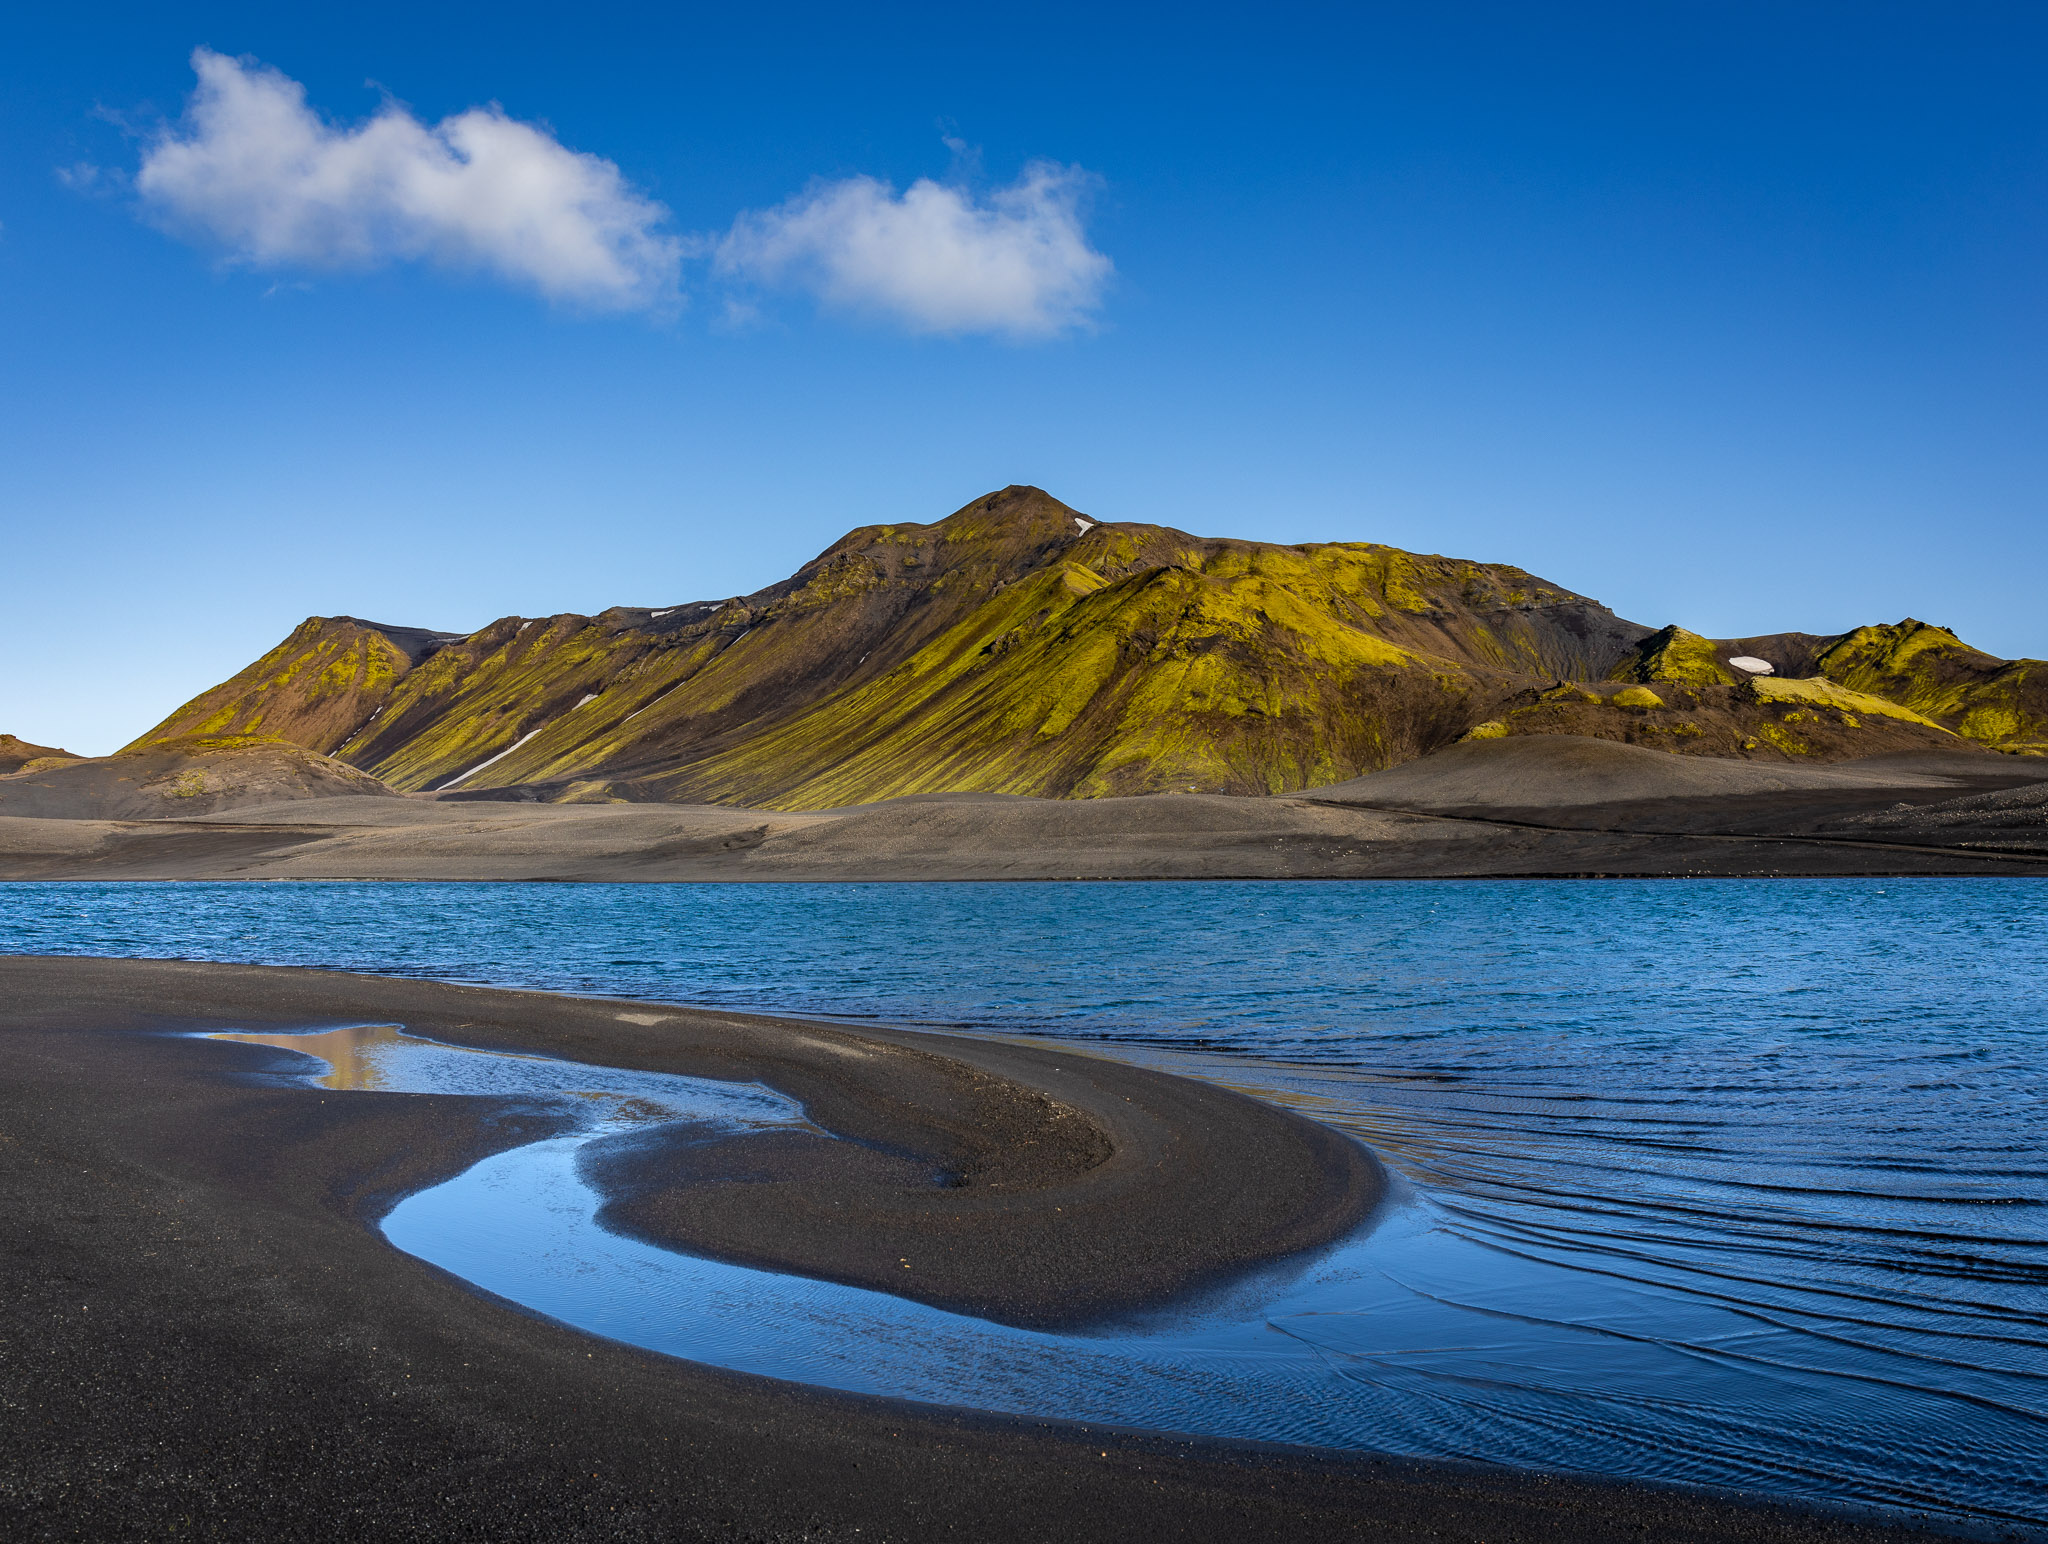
[{"xmin": 3, "ymin": 2, "xmax": 2044, "ymax": 754}]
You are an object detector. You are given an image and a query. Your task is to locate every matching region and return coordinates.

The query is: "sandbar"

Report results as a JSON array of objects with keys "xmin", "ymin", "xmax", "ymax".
[{"xmin": 0, "ymin": 956, "xmax": 1963, "ymax": 1541}]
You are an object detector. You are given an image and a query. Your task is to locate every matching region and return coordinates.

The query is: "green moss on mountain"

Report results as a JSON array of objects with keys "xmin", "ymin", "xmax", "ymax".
[
  {"xmin": 137, "ymin": 488, "xmax": 1640, "ymax": 802},
  {"xmin": 127, "ymin": 487, "xmax": 2040, "ymax": 805},
  {"xmin": 1815, "ymin": 620, "xmax": 2048, "ymax": 750},
  {"xmin": 630, "ymin": 550, "xmax": 1491, "ymax": 805},
  {"xmin": 1472, "ymin": 678, "xmax": 1967, "ymax": 762},
  {"xmin": 124, "ymin": 617, "xmax": 458, "ymax": 756},
  {"xmin": 1751, "ymin": 674, "xmax": 1952, "ymax": 731},
  {"xmin": 1609, "ymin": 626, "xmax": 1739, "ymax": 686}
]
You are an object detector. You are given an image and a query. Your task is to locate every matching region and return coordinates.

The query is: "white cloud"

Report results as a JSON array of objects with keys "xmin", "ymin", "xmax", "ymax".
[
  {"xmin": 126, "ymin": 51, "xmax": 1115, "ymax": 338},
  {"xmin": 136, "ymin": 48, "xmax": 679, "ymax": 311},
  {"xmin": 715, "ymin": 162, "xmax": 1111, "ymax": 337}
]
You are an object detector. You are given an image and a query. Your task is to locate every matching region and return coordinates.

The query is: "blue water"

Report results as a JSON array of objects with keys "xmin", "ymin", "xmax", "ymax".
[{"xmin": 4, "ymin": 879, "xmax": 2045, "ymax": 1530}]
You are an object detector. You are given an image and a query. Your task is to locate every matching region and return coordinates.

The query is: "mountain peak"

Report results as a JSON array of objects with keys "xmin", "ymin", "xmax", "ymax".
[{"xmin": 123, "ymin": 492, "xmax": 2048, "ymax": 802}]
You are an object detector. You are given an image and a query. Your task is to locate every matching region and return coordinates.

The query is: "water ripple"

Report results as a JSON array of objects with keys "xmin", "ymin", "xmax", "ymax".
[{"xmin": 3, "ymin": 877, "xmax": 2044, "ymax": 1529}]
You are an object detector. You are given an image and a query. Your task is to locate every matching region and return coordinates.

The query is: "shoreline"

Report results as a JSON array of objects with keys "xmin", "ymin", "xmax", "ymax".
[
  {"xmin": 2, "ymin": 749, "xmax": 2044, "ymax": 884},
  {"xmin": 0, "ymin": 956, "xmax": 1974, "ymax": 1541},
  {"xmin": 4, "ymin": 864, "xmax": 2045, "ymax": 883},
  {"xmin": 1, "ymin": 956, "xmax": 1380, "ymax": 1328},
  {"xmin": 2, "ymin": 809, "xmax": 2044, "ymax": 882}
]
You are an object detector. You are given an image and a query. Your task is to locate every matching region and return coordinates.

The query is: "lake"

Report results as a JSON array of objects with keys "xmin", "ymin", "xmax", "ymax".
[{"xmin": 4, "ymin": 878, "xmax": 2043, "ymax": 1531}]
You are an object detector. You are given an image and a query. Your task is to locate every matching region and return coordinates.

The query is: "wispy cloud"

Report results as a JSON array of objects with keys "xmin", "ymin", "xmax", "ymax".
[
  {"xmin": 715, "ymin": 162, "xmax": 1112, "ymax": 338},
  {"xmin": 135, "ymin": 48, "xmax": 680, "ymax": 311}
]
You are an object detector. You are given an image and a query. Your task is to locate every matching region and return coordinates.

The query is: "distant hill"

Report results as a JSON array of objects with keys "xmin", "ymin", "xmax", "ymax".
[
  {"xmin": 0, "ymin": 736, "xmax": 398, "ymax": 819},
  {"xmin": 125, "ymin": 487, "xmax": 2047, "ymax": 807},
  {"xmin": 0, "ymin": 734, "xmax": 78, "ymax": 775}
]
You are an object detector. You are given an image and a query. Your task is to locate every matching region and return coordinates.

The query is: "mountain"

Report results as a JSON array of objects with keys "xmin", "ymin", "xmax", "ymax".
[
  {"xmin": 1460, "ymin": 674, "xmax": 1965, "ymax": 763},
  {"xmin": 1600, "ymin": 622, "xmax": 2047, "ymax": 750},
  {"xmin": 1811, "ymin": 620, "xmax": 2048, "ymax": 747},
  {"xmin": 0, "ymin": 734, "xmax": 78, "ymax": 774},
  {"xmin": 131, "ymin": 616, "xmax": 466, "ymax": 757},
  {"xmin": 125, "ymin": 487, "xmax": 2045, "ymax": 808},
  {"xmin": 0, "ymin": 735, "xmax": 399, "ymax": 819}
]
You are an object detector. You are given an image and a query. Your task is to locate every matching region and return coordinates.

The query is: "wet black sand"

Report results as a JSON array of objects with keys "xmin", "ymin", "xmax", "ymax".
[{"xmin": 0, "ymin": 957, "xmax": 1969, "ymax": 1541}]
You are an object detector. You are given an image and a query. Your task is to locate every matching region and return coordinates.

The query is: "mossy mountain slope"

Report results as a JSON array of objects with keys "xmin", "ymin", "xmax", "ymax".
[
  {"xmin": 130, "ymin": 616, "xmax": 466, "ymax": 755},
  {"xmin": 129, "ymin": 488, "xmax": 2046, "ymax": 804},
  {"xmin": 1594, "ymin": 619, "xmax": 2045, "ymax": 756},
  {"xmin": 1813, "ymin": 620, "xmax": 2048, "ymax": 752},
  {"xmin": 617, "ymin": 499, "xmax": 1654, "ymax": 805},
  {"xmin": 1609, "ymin": 626, "xmax": 1740, "ymax": 687},
  {"xmin": 133, "ymin": 488, "xmax": 1659, "ymax": 804},
  {"xmin": 1457, "ymin": 677, "xmax": 1968, "ymax": 763}
]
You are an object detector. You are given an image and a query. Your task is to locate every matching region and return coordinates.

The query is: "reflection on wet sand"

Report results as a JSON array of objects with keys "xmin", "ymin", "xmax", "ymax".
[
  {"xmin": 212, "ymin": 1024, "xmax": 412, "ymax": 1090},
  {"xmin": 205, "ymin": 1024, "xmax": 810, "ymax": 1136}
]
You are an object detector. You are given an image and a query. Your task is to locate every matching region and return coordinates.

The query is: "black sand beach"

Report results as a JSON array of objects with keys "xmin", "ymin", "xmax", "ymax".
[
  {"xmin": 0, "ymin": 956, "xmax": 1969, "ymax": 1541},
  {"xmin": 2, "ymin": 738, "xmax": 2041, "ymax": 883}
]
